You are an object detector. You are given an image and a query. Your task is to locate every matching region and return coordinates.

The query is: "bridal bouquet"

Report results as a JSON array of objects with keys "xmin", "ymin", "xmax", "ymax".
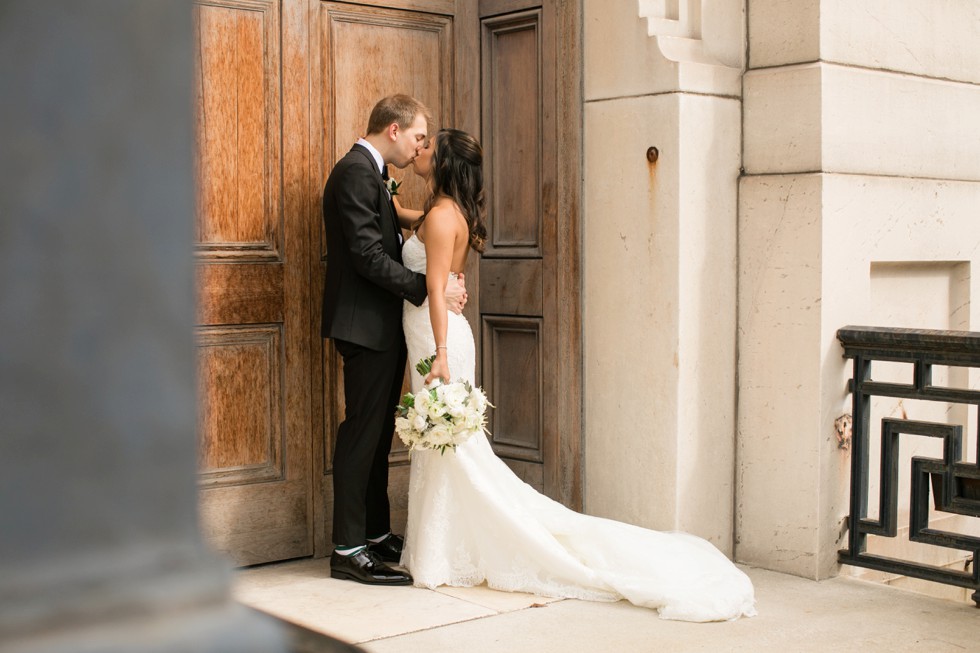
[{"xmin": 394, "ymin": 356, "xmax": 491, "ymax": 455}]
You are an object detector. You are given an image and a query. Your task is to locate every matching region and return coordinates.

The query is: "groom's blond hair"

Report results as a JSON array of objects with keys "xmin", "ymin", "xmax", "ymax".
[{"xmin": 366, "ymin": 94, "xmax": 432, "ymax": 136}]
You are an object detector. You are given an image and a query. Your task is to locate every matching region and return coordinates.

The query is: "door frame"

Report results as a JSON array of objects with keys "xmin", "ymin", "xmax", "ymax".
[{"xmin": 546, "ymin": 0, "xmax": 582, "ymax": 510}]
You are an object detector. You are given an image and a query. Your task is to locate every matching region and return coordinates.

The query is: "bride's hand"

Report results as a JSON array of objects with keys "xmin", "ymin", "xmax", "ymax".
[{"xmin": 425, "ymin": 353, "xmax": 451, "ymax": 386}]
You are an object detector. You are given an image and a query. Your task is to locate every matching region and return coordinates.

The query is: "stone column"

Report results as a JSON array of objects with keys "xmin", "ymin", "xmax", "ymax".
[
  {"xmin": 738, "ymin": 0, "xmax": 980, "ymax": 579},
  {"xmin": 582, "ymin": 0, "xmax": 744, "ymax": 553},
  {"xmin": 0, "ymin": 2, "xmax": 287, "ymax": 650}
]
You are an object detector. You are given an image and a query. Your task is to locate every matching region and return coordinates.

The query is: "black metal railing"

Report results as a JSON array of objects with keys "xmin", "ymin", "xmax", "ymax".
[{"xmin": 837, "ymin": 326, "xmax": 980, "ymax": 606}]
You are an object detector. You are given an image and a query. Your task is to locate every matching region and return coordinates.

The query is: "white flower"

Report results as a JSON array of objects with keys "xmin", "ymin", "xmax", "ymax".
[
  {"xmin": 426, "ymin": 424, "xmax": 453, "ymax": 447},
  {"xmin": 412, "ymin": 411, "xmax": 428, "ymax": 432},
  {"xmin": 462, "ymin": 410, "xmax": 483, "ymax": 431},
  {"xmin": 437, "ymin": 382, "xmax": 468, "ymax": 407},
  {"xmin": 468, "ymin": 386, "xmax": 488, "ymax": 413},
  {"xmin": 426, "ymin": 396, "xmax": 447, "ymax": 421},
  {"xmin": 394, "ymin": 420, "xmax": 417, "ymax": 448}
]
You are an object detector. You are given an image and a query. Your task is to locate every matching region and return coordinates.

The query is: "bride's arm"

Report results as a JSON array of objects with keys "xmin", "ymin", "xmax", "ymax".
[
  {"xmin": 393, "ymin": 196, "xmax": 423, "ymax": 229},
  {"xmin": 421, "ymin": 206, "xmax": 457, "ymax": 384}
]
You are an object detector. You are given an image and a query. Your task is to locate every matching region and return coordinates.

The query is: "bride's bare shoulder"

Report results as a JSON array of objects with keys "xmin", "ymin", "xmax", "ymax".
[{"xmin": 424, "ymin": 199, "xmax": 467, "ymax": 231}]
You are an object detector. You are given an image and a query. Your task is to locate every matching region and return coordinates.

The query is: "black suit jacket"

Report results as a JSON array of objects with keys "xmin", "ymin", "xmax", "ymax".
[{"xmin": 321, "ymin": 144, "xmax": 427, "ymax": 350}]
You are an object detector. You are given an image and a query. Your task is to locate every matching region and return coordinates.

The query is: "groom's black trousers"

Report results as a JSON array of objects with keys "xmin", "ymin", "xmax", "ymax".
[{"xmin": 332, "ymin": 337, "xmax": 407, "ymax": 548}]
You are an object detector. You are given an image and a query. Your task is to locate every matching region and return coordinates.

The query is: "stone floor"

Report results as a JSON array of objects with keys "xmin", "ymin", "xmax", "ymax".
[{"xmin": 233, "ymin": 558, "xmax": 978, "ymax": 652}]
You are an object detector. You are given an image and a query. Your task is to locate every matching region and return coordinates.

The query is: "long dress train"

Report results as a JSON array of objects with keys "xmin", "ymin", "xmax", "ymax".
[{"xmin": 400, "ymin": 234, "xmax": 756, "ymax": 622}]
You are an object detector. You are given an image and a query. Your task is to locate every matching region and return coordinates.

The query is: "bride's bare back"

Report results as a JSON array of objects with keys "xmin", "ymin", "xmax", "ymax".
[
  {"xmin": 415, "ymin": 196, "xmax": 470, "ymax": 275},
  {"xmin": 416, "ymin": 196, "xmax": 471, "ymax": 384}
]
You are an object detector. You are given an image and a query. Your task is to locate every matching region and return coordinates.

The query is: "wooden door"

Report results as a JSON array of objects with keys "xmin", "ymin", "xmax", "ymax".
[
  {"xmin": 311, "ymin": 0, "xmax": 480, "ymax": 555},
  {"xmin": 191, "ymin": 0, "xmax": 580, "ymax": 564},
  {"xmin": 478, "ymin": 0, "xmax": 582, "ymax": 506},
  {"xmin": 194, "ymin": 0, "xmax": 314, "ymax": 566}
]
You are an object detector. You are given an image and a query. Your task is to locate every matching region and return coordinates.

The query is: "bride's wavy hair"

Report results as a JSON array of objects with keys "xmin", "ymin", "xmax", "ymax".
[{"xmin": 420, "ymin": 129, "xmax": 487, "ymax": 253}]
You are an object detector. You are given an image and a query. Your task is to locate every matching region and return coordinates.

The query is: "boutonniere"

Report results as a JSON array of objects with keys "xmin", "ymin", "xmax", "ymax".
[{"xmin": 385, "ymin": 177, "xmax": 401, "ymax": 196}]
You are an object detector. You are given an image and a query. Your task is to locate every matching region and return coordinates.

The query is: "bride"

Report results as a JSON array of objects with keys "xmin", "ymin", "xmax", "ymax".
[{"xmin": 394, "ymin": 128, "xmax": 756, "ymax": 622}]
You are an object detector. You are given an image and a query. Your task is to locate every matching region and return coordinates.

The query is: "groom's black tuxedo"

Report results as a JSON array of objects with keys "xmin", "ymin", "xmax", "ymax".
[
  {"xmin": 322, "ymin": 144, "xmax": 427, "ymax": 348},
  {"xmin": 321, "ymin": 143, "xmax": 427, "ymax": 548}
]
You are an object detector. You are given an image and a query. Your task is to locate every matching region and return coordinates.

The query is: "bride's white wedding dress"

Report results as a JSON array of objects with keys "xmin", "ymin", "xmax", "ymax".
[{"xmin": 400, "ymin": 234, "xmax": 756, "ymax": 622}]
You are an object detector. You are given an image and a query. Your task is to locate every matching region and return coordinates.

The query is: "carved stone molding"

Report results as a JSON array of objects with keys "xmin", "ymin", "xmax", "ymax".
[{"xmin": 638, "ymin": 0, "xmax": 742, "ymax": 70}]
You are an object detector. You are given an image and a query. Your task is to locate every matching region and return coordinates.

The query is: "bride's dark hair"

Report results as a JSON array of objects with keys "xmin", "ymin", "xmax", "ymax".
[{"xmin": 420, "ymin": 129, "xmax": 487, "ymax": 253}]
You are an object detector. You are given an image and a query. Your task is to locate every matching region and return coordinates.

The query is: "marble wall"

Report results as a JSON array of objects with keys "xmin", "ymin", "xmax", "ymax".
[
  {"xmin": 737, "ymin": 0, "xmax": 980, "ymax": 578},
  {"xmin": 582, "ymin": 0, "xmax": 743, "ymax": 553},
  {"xmin": 583, "ymin": 0, "xmax": 978, "ymax": 580}
]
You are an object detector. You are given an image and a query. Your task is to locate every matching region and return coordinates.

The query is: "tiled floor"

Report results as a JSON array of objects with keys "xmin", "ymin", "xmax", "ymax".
[
  {"xmin": 234, "ymin": 558, "xmax": 561, "ymax": 645},
  {"xmin": 234, "ymin": 558, "xmax": 979, "ymax": 653}
]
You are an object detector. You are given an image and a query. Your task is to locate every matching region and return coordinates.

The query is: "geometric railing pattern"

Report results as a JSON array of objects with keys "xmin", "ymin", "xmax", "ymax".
[{"xmin": 837, "ymin": 326, "xmax": 980, "ymax": 606}]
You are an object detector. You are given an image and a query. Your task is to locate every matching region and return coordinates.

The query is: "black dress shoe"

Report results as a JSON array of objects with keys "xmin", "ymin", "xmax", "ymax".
[
  {"xmin": 367, "ymin": 533, "xmax": 404, "ymax": 563},
  {"xmin": 330, "ymin": 549, "xmax": 413, "ymax": 586}
]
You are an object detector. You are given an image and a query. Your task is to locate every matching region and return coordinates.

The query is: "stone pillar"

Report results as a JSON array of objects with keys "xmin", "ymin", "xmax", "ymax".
[
  {"xmin": 738, "ymin": 0, "xmax": 980, "ymax": 579},
  {"xmin": 0, "ymin": 2, "xmax": 287, "ymax": 650},
  {"xmin": 582, "ymin": 0, "xmax": 744, "ymax": 553}
]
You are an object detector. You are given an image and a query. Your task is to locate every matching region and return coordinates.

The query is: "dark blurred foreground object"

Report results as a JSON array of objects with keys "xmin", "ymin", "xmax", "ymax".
[{"xmin": 0, "ymin": 2, "xmax": 293, "ymax": 650}]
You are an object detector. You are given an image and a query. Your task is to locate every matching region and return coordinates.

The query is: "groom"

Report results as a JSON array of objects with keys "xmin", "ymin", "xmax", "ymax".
[{"xmin": 322, "ymin": 95, "xmax": 465, "ymax": 585}]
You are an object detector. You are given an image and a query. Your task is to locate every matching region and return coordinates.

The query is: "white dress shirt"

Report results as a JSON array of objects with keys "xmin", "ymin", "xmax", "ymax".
[{"xmin": 356, "ymin": 138, "xmax": 385, "ymax": 175}]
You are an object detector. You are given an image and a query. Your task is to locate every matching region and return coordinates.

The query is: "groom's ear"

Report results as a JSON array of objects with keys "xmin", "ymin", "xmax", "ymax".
[{"xmin": 386, "ymin": 122, "xmax": 399, "ymax": 142}]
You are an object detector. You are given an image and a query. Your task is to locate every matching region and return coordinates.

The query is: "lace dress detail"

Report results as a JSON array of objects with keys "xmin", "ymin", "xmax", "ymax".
[{"xmin": 400, "ymin": 235, "xmax": 756, "ymax": 622}]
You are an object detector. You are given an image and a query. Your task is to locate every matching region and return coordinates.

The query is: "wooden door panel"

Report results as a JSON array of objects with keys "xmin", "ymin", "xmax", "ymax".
[
  {"xmin": 482, "ymin": 317, "xmax": 543, "ymax": 460},
  {"xmin": 478, "ymin": 259, "xmax": 542, "ymax": 316},
  {"xmin": 198, "ymin": 326, "xmax": 284, "ymax": 486},
  {"xmin": 483, "ymin": 12, "xmax": 542, "ymax": 255},
  {"xmin": 196, "ymin": 264, "xmax": 285, "ymax": 325},
  {"xmin": 194, "ymin": 0, "xmax": 312, "ymax": 566},
  {"xmin": 197, "ymin": 479, "xmax": 310, "ymax": 564},
  {"xmin": 313, "ymin": 1, "xmax": 456, "ymax": 555},
  {"xmin": 195, "ymin": 0, "xmax": 282, "ymax": 259}
]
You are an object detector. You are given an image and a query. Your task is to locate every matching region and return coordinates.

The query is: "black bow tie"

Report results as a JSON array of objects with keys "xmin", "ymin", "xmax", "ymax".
[{"xmin": 381, "ymin": 166, "xmax": 389, "ymax": 181}]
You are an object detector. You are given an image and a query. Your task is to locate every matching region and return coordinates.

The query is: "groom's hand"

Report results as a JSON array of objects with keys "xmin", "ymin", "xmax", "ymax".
[{"xmin": 445, "ymin": 273, "xmax": 467, "ymax": 314}]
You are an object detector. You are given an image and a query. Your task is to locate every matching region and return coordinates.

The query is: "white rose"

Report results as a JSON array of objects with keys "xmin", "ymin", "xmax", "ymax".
[
  {"xmin": 414, "ymin": 389, "xmax": 430, "ymax": 413},
  {"xmin": 427, "ymin": 398, "xmax": 447, "ymax": 421},
  {"xmin": 426, "ymin": 424, "xmax": 453, "ymax": 447},
  {"xmin": 412, "ymin": 412, "xmax": 428, "ymax": 432},
  {"xmin": 437, "ymin": 383, "xmax": 469, "ymax": 411},
  {"xmin": 446, "ymin": 405, "xmax": 466, "ymax": 421}
]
